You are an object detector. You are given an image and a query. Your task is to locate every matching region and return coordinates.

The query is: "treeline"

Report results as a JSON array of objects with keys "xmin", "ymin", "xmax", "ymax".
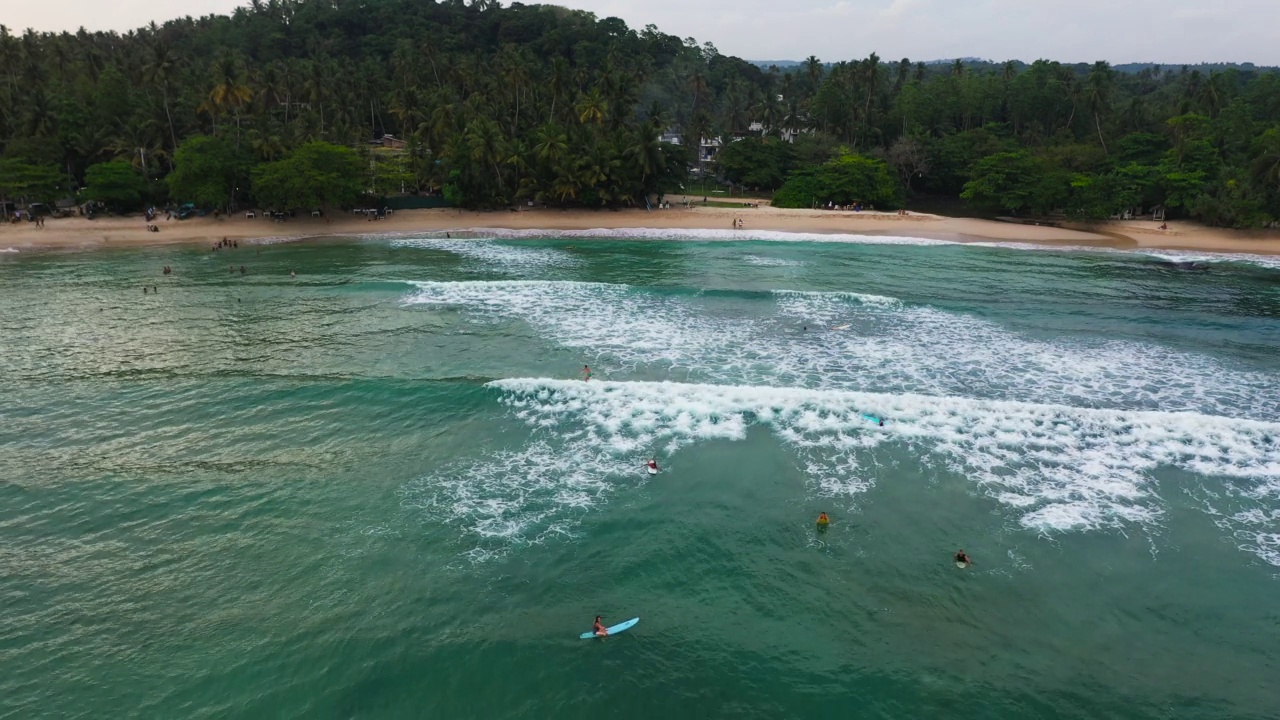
[
  {"xmin": 1, "ymin": 0, "xmax": 1278, "ymax": 225},
  {"xmin": 720, "ymin": 58, "xmax": 1280, "ymax": 224}
]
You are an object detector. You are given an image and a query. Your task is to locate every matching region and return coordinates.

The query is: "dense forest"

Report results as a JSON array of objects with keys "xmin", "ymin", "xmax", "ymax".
[{"xmin": 1, "ymin": 0, "xmax": 1279, "ymax": 225}]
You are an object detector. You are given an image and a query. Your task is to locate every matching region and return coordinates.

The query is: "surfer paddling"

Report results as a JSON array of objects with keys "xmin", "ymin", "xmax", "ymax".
[
  {"xmin": 593, "ymin": 616, "xmax": 608, "ymax": 637},
  {"xmin": 954, "ymin": 549, "xmax": 972, "ymax": 567},
  {"xmin": 646, "ymin": 459, "xmax": 659, "ymax": 472},
  {"xmin": 816, "ymin": 512, "xmax": 830, "ymax": 528}
]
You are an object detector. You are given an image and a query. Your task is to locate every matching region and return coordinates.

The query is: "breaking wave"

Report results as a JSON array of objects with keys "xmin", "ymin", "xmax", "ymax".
[{"xmin": 403, "ymin": 378, "xmax": 1280, "ymax": 564}]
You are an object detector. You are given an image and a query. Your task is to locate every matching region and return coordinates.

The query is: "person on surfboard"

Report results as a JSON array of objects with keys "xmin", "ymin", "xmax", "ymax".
[
  {"xmin": 816, "ymin": 512, "xmax": 830, "ymax": 527},
  {"xmin": 593, "ymin": 616, "xmax": 608, "ymax": 637},
  {"xmin": 581, "ymin": 365, "xmax": 592, "ymax": 381},
  {"xmin": 646, "ymin": 459, "xmax": 659, "ymax": 471},
  {"xmin": 954, "ymin": 549, "xmax": 972, "ymax": 566}
]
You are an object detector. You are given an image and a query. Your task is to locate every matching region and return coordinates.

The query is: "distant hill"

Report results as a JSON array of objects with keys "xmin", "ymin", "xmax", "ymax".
[{"xmin": 752, "ymin": 59, "xmax": 1279, "ymax": 74}]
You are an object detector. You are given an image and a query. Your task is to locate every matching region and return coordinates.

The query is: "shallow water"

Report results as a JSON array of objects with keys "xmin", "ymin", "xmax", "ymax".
[{"xmin": 1, "ymin": 233, "xmax": 1278, "ymax": 718}]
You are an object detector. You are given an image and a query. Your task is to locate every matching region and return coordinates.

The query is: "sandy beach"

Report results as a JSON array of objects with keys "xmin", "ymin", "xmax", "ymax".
[{"xmin": 4, "ymin": 201, "xmax": 1280, "ymax": 256}]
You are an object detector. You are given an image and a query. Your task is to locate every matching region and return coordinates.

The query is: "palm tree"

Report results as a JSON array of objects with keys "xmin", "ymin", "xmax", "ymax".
[
  {"xmin": 576, "ymin": 88, "xmax": 608, "ymax": 126},
  {"xmin": 688, "ymin": 70, "xmax": 709, "ymax": 116},
  {"xmin": 803, "ymin": 55, "xmax": 823, "ymax": 94},
  {"xmin": 533, "ymin": 124, "xmax": 569, "ymax": 166},
  {"xmin": 465, "ymin": 117, "xmax": 506, "ymax": 193},
  {"xmin": 1085, "ymin": 61, "xmax": 1115, "ymax": 154},
  {"xmin": 1250, "ymin": 127, "xmax": 1280, "ymax": 191},
  {"xmin": 1197, "ymin": 71, "xmax": 1227, "ymax": 118},
  {"xmin": 863, "ymin": 53, "xmax": 881, "ymax": 141},
  {"xmin": 302, "ymin": 58, "xmax": 330, "ymax": 134},
  {"xmin": 205, "ymin": 53, "xmax": 252, "ymax": 134},
  {"xmin": 625, "ymin": 127, "xmax": 665, "ymax": 196},
  {"xmin": 548, "ymin": 57, "xmax": 569, "ymax": 124}
]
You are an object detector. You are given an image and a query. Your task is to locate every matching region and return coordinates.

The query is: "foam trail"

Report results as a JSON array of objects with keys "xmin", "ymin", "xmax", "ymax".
[
  {"xmin": 389, "ymin": 237, "xmax": 579, "ymax": 272},
  {"xmin": 404, "ymin": 280, "xmax": 1280, "ymax": 421},
  {"xmin": 743, "ymin": 254, "xmax": 805, "ymax": 267},
  {"xmin": 418, "ymin": 226, "xmax": 957, "ymax": 247},
  {"xmin": 963, "ymin": 240, "xmax": 1280, "ymax": 271}
]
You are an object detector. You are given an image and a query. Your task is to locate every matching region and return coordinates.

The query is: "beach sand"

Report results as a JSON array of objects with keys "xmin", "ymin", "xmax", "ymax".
[{"xmin": 3, "ymin": 202, "xmax": 1279, "ymax": 256}]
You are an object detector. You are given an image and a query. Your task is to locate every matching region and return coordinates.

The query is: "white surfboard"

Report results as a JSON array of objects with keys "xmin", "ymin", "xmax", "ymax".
[{"xmin": 646, "ymin": 466, "xmax": 658, "ymax": 475}]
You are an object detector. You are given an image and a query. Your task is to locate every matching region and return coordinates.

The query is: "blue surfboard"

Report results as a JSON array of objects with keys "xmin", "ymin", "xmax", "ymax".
[
  {"xmin": 862, "ymin": 414, "xmax": 884, "ymax": 425},
  {"xmin": 580, "ymin": 617, "xmax": 639, "ymax": 639}
]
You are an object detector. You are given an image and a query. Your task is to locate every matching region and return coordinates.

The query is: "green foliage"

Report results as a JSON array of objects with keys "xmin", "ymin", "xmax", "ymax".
[
  {"xmin": 773, "ymin": 152, "xmax": 901, "ymax": 209},
  {"xmin": 167, "ymin": 135, "xmax": 248, "ymax": 211},
  {"xmin": 960, "ymin": 151, "xmax": 1068, "ymax": 215},
  {"xmin": 922, "ymin": 127, "xmax": 1017, "ymax": 196},
  {"xmin": 252, "ymin": 142, "xmax": 364, "ymax": 211},
  {"xmin": 0, "ymin": 1, "xmax": 1278, "ymax": 224},
  {"xmin": 0, "ymin": 159, "xmax": 65, "ymax": 203},
  {"xmin": 369, "ymin": 151, "xmax": 416, "ymax": 198},
  {"xmin": 83, "ymin": 161, "xmax": 146, "ymax": 210},
  {"xmin": 715, "ymin": 137, "xmax": 795, "ymax": 190}
]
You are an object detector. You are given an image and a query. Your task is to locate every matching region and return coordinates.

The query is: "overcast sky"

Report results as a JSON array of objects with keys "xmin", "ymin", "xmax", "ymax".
[{"xmin": 8, "ymin": 0, "xmax": 1279, "ymax": 66}]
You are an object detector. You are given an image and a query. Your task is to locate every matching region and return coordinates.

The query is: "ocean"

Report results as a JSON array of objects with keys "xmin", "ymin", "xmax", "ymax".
[{"xmin": 1, "ymin": 231, "xmax": 1278, "ymax": 719}]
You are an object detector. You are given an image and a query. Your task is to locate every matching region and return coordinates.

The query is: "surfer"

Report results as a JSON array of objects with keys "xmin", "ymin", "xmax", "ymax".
[
  {"xmin": 816, "ymin": 512, "xmax": 830, "ymax": 526},
  {"xmin": 646, "ymin": 459, "xmax": 659, "ymax": 472},
  {"xmin": 954, "ymin": 550, "xmax": 972, "ymax": 566},
  {"xmin": 593, "ymin": 616, "xmax": 608, "ymax": 637},
  {"xmin": 581, "ymin": 365, "xmax": 592, "ymax": 381}
]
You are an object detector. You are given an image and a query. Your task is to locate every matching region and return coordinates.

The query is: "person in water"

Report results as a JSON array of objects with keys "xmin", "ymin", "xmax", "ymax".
[
  {"xmin": 581, "ymin": 365, "xmax": 592, "ymax": 381},
  {"xmin": 955, "ymin": 549, "xmax": 972, "ymax": 565},
  {"xmin": 646, "ymin": 459, "xmax": 659, "ymax": 471},
  {"xmin": 593, "ymin": 615, "xmax": 608, "ymax": 637},
  {"xmin": 816, "ymin": 512, "xmax": 830, "ymax": 526}
]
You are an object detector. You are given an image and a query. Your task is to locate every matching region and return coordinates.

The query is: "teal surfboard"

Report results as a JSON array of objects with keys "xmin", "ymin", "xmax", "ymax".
[
  {"xmin": 862, "ymin": 414, "xmax": 883, "ymax": 425},
  {"xmin": 580, "ymin": 617, "xmax": 639, "ymax": 639}
]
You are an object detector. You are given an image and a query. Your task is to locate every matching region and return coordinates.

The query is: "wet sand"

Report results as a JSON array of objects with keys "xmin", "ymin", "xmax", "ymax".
[{"xmin": 3, "ymin": 204, "xmax": 1278, "ymax": 256}]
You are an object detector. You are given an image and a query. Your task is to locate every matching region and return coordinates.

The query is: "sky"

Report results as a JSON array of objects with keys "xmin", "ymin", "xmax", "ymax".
[{"xmin": 7, "ymin": 0, "xmax": 1280, "ymax": 66}]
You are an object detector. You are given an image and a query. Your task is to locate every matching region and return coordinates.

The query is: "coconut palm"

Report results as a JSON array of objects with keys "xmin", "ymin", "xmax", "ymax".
[
  {"xmin": 1085, "ymin": 61, "xmax": 1115, "ymax": 154},
  {"xmin": 576, "ymin": 88, "xmax": 608, "ymax": 126}
]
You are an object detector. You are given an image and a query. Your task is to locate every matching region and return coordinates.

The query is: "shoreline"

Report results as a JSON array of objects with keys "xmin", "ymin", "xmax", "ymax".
[{"xmin": 3, "ymin": 204, "xmax": 1280, "ymax": 258}]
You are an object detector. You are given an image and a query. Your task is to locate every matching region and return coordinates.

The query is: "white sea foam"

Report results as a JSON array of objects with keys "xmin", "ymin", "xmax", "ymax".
[
  {"xmin": 1136, "ymin": 250, "xmax": 1280, "ymax": 270},
  {"xmin": 404, "ymin": 280, "xmax": 1280, "ymax": 421},
  {"xmin": 408, "ymin": 377, "xmax": 1280, "ymax": 562},
  {"xmin": 415, "ymin": 226, "xmax": 956, "ymax": 247},
  {"xmin": 369, "ymin": 229, "xmax": 1280, "ymax": 270},
  {"xmin": 964, "ymin": 240, "xmax": 1280, "ymax": 271},
  {"xmin": 389, "ymin": 236, "xmax": 580, "ymax": 272},
  {"xmin": 743, "ymin": 254, "xmax": 805, "ymax": 267},
  {"xmin": 0, "ymin": 247, "xmax": 18, "ymax": 254}
]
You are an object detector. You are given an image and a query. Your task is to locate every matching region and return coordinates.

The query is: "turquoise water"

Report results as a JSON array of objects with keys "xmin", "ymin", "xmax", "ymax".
[{"xmin": 2, "ymin": 232, "xmax": 1279, "ymax": 718}]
